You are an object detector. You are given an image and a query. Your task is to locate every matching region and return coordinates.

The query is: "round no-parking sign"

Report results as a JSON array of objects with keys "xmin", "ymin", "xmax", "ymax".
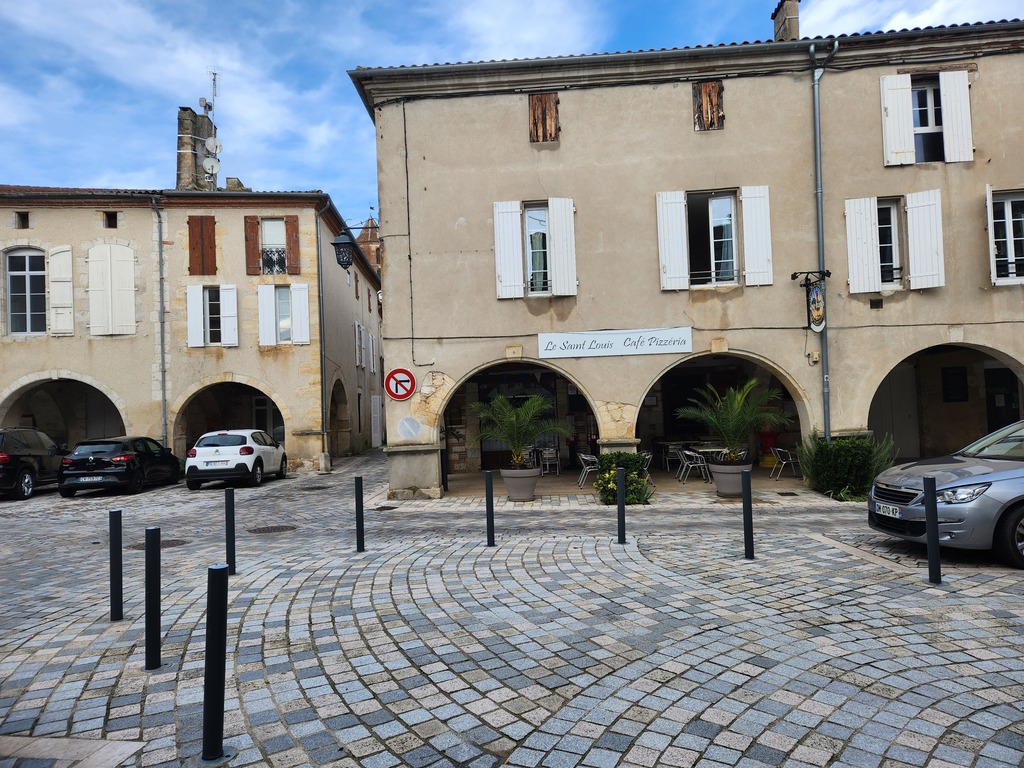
[{"xmin": 384, "ymin": 368, "xmax": 417, "ymax": 401}]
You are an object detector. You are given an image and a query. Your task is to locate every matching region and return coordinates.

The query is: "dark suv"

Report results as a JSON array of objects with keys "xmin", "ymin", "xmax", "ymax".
[{"xmin": 0, "ymin": 427, "xmax": 65, "ymax": 499}]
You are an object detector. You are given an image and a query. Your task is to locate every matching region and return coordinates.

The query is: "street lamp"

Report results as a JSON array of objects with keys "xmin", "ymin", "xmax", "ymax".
[{"xmin": 332, "ymin": 232, "xmax": 354, "ymax": 270}]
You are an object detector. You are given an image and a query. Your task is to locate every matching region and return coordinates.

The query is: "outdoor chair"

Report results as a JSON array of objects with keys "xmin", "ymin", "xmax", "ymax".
[
  {"xmin": 769, "ymin": 447, "xmax": 800, "ymax": 479},
  {"xmin": 577, "ymin": 453, "xmax": 599, "ymax": 488},
  {"xmin": 540, "ymin": 447, "xmax": 560, "ymax": 475},
  {"xmin": 677, "ymin": 449, "xmax": 710, "ymax": 483},
  {"xmin": 640, "ymin": 450, "xmax": 654, "ymax": 479}
]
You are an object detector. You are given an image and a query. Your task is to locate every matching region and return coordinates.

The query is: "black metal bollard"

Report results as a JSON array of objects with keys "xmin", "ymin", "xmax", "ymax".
[
  {"xmin": 923, "ymin": 476, "xmax": 942, "ymax": 585},
  {"xmin": 441, "ymin": 449, "xmax": 449, "ymax": 492},
  {"xmin": 109, "ymin": 510, "xmax": 123, "ymax": 621},
  {"xmin": 355, "ymin": 476, "xmax": 365, "ymax": 553},
  {"xmin": 144, "ymin": 527, "xmax": 161, "ymax": 670},
  {"xmin": 225, "ymin": 488, "xmax": 236, "ymax": 576},
  {"xmin": 617, "ymin": 467, "xmax": 626, "ymax": 544},
  {"xmin": 485, "ymin": 471, "xmax": 495, "ymax": 547},
  {"xmin": 742, "ymin": 470, "xmax": 754, "ymax": 559},
  {"xmin": 201, "ymin": 564, "xmax": 230, "ymax": 762}
]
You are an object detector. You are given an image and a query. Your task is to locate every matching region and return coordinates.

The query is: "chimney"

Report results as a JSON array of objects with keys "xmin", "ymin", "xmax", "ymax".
[
  {"xmin": 176, "ymin": 106, "xmax": 218, "ymax": 191},
  {"xmin": 771, "ymin": 0, "xmax": 800, "ymax": 41}
]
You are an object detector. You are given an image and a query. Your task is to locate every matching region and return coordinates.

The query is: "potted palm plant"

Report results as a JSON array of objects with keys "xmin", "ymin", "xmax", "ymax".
[
  {"xmin": 674, "ymin": 378, "xmax": 791, "ymax": 497},
  {"xmin": 470, "ymin": 394, "xmax": 572, "ymax": 501}
]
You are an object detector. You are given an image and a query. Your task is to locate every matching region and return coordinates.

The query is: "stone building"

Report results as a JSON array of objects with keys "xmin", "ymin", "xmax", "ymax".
[{"xmin": 351, "ymin": 2, "xmax": 1024, "ymax": 498}]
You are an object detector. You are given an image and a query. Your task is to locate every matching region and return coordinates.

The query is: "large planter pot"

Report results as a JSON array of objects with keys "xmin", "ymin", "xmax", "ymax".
[
  {"xmin": 708, "ymin": 462, "xmax": 753, "ymax": 497},
  {"xmin": 500, "ymin": 466, "xmax": 542, "ymax": 501}
]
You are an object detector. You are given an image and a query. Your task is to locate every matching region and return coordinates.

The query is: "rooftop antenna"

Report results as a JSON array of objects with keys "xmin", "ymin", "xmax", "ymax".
[{"xmin": 203, "ymin": 68, "xmax": 220, "ymax": 116}]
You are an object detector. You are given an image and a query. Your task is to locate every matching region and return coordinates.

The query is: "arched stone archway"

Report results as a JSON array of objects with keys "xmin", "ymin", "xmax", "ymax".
[
  {"xmin": 174, "ymin": 382, "xmax": 286, "ymax": 458},
  {"xmin": 0, "ymin": 374, "xmax": 125, "ymax": 447},
  {"xmin": 327, "ymin": 380, "xmax": 351, "ymax": 456}
]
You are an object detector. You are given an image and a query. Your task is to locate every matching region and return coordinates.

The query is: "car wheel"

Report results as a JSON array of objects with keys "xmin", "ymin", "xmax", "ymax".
[
  {"xmin": 186, "ymin": 479, "xmax": 203, "ymax": 491},
  {"xmin": 58, "ymin": 487, "xmax": 76, "ymax": 498},
  {"xmin": 13, "ymin": 468, "xmax": 35, "ymax": 500},
  {"xmin": 277, "ymin": 455, "xmax": 287, "ymax": 479},
  {"xmin": 994, "ymin": 505, "xmax": 1024, "ymax": 569},
  {"xmin": 249, "ymin": 460, "xmax": 264, "ymax": 487},
  {"xmin": 168, "ymin": 463, "xmax": 181, "ymax": 485},
  {"xmin": 127, "ymin": 471, "xmax": 145, "ymax": 495}
]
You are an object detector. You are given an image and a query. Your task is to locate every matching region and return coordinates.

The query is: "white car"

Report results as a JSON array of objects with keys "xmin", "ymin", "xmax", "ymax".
[{"xmin": 185, "ymin": 429, "xmax": 287, "ymax": 490}]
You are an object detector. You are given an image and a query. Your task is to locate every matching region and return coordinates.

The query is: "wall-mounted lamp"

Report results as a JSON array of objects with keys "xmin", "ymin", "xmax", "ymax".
[{"xmin": 332, "ymin": 232, "xmax": 355, "ymax": 270}]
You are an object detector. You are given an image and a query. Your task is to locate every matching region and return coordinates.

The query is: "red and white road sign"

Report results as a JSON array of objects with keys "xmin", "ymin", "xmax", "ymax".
[{"xmin": 384, "ymin": 368, "xmax": 417, "ymax": 401}]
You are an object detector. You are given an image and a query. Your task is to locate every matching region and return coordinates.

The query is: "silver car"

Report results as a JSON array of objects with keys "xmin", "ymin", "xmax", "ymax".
[{"xmin": 868, "ymin": 420, "xmax": 1024, "ymax": 568}]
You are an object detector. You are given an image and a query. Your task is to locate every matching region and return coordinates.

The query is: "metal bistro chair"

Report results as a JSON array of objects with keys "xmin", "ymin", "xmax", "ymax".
[
  {"xmin": 540, "ymin": 447, "xmax": 560, "ymax": 476},
  {"xmin": 577, "ymin": 453, "xmax": 600, "ymax": 488},
  {"xmin": 770, "ymin": 447, "xmax": 801, "ymax": 479},
  {"xmin": 677, "ymin": 449, "xmax": 710, "ymax": 483}
]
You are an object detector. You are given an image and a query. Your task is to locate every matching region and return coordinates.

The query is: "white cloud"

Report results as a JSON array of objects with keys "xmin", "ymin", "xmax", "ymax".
[{"xmin": 802, "ymin": 0, "xmax": 1024, "ymax": 37}]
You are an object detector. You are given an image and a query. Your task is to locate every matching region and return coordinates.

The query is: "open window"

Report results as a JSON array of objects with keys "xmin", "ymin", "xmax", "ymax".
[
  {"xmin": 493, "ymin": 198, "xmax": 577, "ymax": 298},
  {"xmin": 986, "ymin": 185, "xmax": 1024, "ymax": 285},
  {"xmin": 186, "ymin": 284, "xmax": 238, "ymax": 347},
  {"xmin": 880, "ymin": 71, "xmax": 973, "ymax": 165},
  {"xmin": 245, "ymin": 215, "xmax": 300, "ymax": 275}
]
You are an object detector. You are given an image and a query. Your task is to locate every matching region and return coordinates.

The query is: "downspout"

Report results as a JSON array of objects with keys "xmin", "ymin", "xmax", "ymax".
[
  {"xmin": 810, "ymin": 40, "xmax": 839, "ymax": 441},
  {"xmin": 315, "ymin": 202, "xmax": 331, "ymax": 472},
  {"xmin": 150, "ymin": 196, "xmax": 169, "ymax": 447}
]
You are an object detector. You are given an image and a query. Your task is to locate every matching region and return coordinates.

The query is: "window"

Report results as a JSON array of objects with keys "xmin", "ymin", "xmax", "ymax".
[
  {"xmin": 188, "ymin": 215, "xmax": 217, "ymax": 275},
  {"xmin": 529, "ymin": 93, "xmax": 559, "ymax": 143},
  {"xmin": 6, "ymin": 248, "xmax": 46, "ymax": 334},
  {"xmin": 880, "ymin": 71, "xmax": 973, "ymax": 166},
  {"xmin": 693, "ymin": 80, "xmax": 724, "ymax": 131},
  {"xmin": 493, "ymin": 198, "xmax": 577, "ymax": 298},
  {"xmin": 845, "ymin": 189, "xmax": 944, "ymax": 293},
  {"xmin": 656, "ymin": 186, "xmax": 773, "ymax": 290},
  {"xmin": 986, "ymin": 186, "xmax": 1024, "ymax": 285},
  {"xmin": 103, "ymin": 211, "xmax": 118, "ymax": 229},
  {"xmin": 186, "ymin": 284, "xmax": 238, "ymax": 347},
  {"xmin": 87, "ymin": 244, "xmax": 137, "ymax": 335},
  {"xmin": 245, "ymin": 215, "xmax": 299, "ymax": 275},
  {"xmin": 257, "ymin": 283, "xmax": 309, "ymax": 345},
  {"xmin": 15, "ymin": 212, "xmax": 29, "ymax": 229}
]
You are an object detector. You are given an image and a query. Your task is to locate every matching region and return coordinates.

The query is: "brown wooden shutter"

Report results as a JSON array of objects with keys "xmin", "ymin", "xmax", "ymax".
[
  {"xmin": 529, "ymin": 93, "xmax": 559, "ymax": 143},
  {"xmin": 188, "ymin": 216, "xmax": 217, "ymax": 275},
  {"xmin": 693, "ymin": 81, "xmax": 724, "ymax": 131},
  {"xmin": 244, "ymin": 216, "xmax": 260, "ymax": 274},
  {"xmin": 284, "ymin": 215, "xmax": 300, "ymax": 274}
]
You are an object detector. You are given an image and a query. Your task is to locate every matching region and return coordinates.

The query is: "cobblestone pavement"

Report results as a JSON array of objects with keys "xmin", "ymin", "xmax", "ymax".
[{"xmin": 1, "ymin": 449, "xmax": 1023, "ymax": 768}]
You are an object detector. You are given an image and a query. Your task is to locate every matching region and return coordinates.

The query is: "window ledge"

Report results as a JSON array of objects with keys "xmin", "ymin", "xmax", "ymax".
[
  {"xmin": 688, "ymin": 283, "xmax": 740, "ymax": 294},
  {"xmin": 992, "ymin": 278, "xmax": 1024, "ymax": 287}
]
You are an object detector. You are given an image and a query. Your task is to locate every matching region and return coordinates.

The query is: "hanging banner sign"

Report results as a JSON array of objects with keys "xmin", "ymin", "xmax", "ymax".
[
  {"xmin": 539, "ymin": 326, "xmax": 692, "ymax": 359},
  {"xmin": 807, "ymin": 279, "xmax": 826, "ymax": 333}
]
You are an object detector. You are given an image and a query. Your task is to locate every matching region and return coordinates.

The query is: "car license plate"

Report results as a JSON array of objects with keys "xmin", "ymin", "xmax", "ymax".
[
  {"xmin": 876, "ymin": 502, "xmax": 903, "ymax": 519},
  {"xmin": 205, "ymin": 460, "xmax": 228, "ymax": 467},
  {"xmin": 80, "ymin": 476, "xmax": 104, "ymax": 483}
]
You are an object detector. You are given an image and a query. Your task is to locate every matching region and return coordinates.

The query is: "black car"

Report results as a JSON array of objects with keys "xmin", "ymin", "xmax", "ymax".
[
  {"xmin": 0, "ymin": 427, "xmax": 66, "ymax": 499},
  {"xmin": 58, "ymin": 436, "xmax": 181, "ymax": 497}
]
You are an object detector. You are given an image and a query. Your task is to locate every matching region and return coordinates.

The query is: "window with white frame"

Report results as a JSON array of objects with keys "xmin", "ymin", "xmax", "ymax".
[
  {"xmin": 656, "ymin": 186, "xmax": 773, "ymax": 290},
  {"xmin": 186, "ymin": 284, "xmax": 238, "ymax": 347},
  {"xmin": 493, "ymin": 198, "xmax": 577, "ymax": 298},
  {"xmin": 986, "ymin": 186, "xmax": 1024, "ymax": 285},
  {"xmin": 880, "ymin": 71, "xmax": 973, "ymax": 166},
  {"xmin": 87, "ymin": 243, "xmax": 136, "ymax": 335},
  {"xmin": 6, "ymin": 248, "xmax": 46, "ymax": 334},
  {"xmin": 845, "ymin": 189, "xmax": 944, "ymax": 293},
  {"xmin": 258, "ymin": 283, "xmax": 309, "ymax": 345},
  {"xmin": 261, "ymin": 219, "xmax": 287, "ymax": 274}
]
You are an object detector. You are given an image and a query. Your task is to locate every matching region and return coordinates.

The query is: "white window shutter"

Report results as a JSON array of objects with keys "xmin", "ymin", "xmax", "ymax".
[
  {"xmin": 940, "ymin": 70, "xmax": 973, "ymax": 163},
  {"xmin": 291, "ymin": 283, "xmax": 310, "ymax": 344},
  {"xmin": 110, "ymin": 244, "xmax": 136, "ymax": 334},
  {"xmin": 354, "ymin": 322, "xmax": 362, "ymax": 367},
  {"xmin": 548, "ymin": 197, "xmax": 578, "ymax": 296},
  {"xmin": 257, "ymin": 284, "xmax": 276, "ymax": 345},
  {"xmin": 493, "ymin": 201, "xmax": 525, "ymax": 298},
  {"xmin": 370, "ymin": 334, "xmax": 376, "ymax": 373},
  {"xmin": 656, "ymin": 191, "xmax": 689, "ymax": 290},
  {"xmin": 87, "ymin": 244, "xmax": 112, "ymax": 335},
  {"xmin": 880, "ymin": 75, "xmax": 915, "ymax": 166},
  {"xmin": 361, "ymin": 325, "xmax": 367, "ymax": 368},
  {"xmin": 740, "ymin": 186, "xmax": 773, "ymax": 286},
  {"xmin": 221, "ymin": 285, "xmax": 238, "ymax": 346},
  {"xmin": 48, "ymin": 246, "xmax": 74, "ymax": 335},
  {"xmin": 371, "ymin": 395, "xmax": 382, "ymax": 447},
  {"xmin": 845, "ymin": 197, "xmax": 882, "ymax": 294},
  {"xmin": 186, "ymin": 284, "xmax": 205, "ymax": 347},
  {"xmin": 986, "ymin": 184, "xmax": 999, "ymax": 283},
  {"xmin": 906, "ymin": 189, "xmax": 945, "ymax": 290}
]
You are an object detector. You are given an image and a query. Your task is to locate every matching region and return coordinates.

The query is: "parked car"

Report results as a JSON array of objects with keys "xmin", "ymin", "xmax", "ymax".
[
  {"xmin": 185, "ymin": 429, "xmax": 287, "ymax": 490},
  {"xmin": 58, "ymin": 436, "xmax": 181, "ymax": 497},
  {"xmin": 868, "ymin": 420, "xmax": 1024, "ymax": 568},
  {"xmin": 0, "ymin": 427, "xmax": 66, "ymax": 499}
]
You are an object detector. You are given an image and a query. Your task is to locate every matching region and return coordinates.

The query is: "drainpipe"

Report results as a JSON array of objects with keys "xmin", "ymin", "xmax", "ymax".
[
  {"xmin": 150, "ymin": 197, "xmax": 168, "ymax": 447},
  {"xmin": 315, "ymin": 202, "xmax": 331, "ymax": 473},
  {"xmin": 810, "ymin": 41, "xmax": 839, "ymax": 441}
]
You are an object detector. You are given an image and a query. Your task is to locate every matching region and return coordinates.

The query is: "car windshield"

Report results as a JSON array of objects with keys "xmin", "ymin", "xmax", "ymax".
[
  {"xmin": 71, "ymin": 442, "xmax": 123, "ymax": 455},
  {"xmin": 196, "ymin": 435, "xmax": 246, "ymax": 447},
  {"xmin": 961, "ymin": 422, "xmax": 1024, "ymax": 460}
]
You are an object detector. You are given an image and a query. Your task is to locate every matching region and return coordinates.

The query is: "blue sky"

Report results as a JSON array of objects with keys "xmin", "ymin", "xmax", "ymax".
[{"xmin": 2, "ymin": 0, "xmax": 1021, "ymax": 228}]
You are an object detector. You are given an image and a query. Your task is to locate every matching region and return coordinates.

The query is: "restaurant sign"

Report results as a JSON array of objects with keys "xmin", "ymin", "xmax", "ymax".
[{"xmin": 538, "ymin": 326, "xmax": 693, "ymax": 360}]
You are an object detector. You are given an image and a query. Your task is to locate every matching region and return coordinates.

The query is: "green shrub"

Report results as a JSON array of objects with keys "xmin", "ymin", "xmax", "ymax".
[
  {"xmin": 593, "ymin": 451, "xmax": 654, "ymax": 505},
  {"xmin": 796, "ymin": 433, "xmax": 896, "ymax": 499}
]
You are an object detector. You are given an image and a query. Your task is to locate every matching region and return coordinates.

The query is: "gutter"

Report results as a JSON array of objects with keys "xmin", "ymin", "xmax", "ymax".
[{"xmin": 149, "ymin": 196, "xmax": 169, "ymax": 447}]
